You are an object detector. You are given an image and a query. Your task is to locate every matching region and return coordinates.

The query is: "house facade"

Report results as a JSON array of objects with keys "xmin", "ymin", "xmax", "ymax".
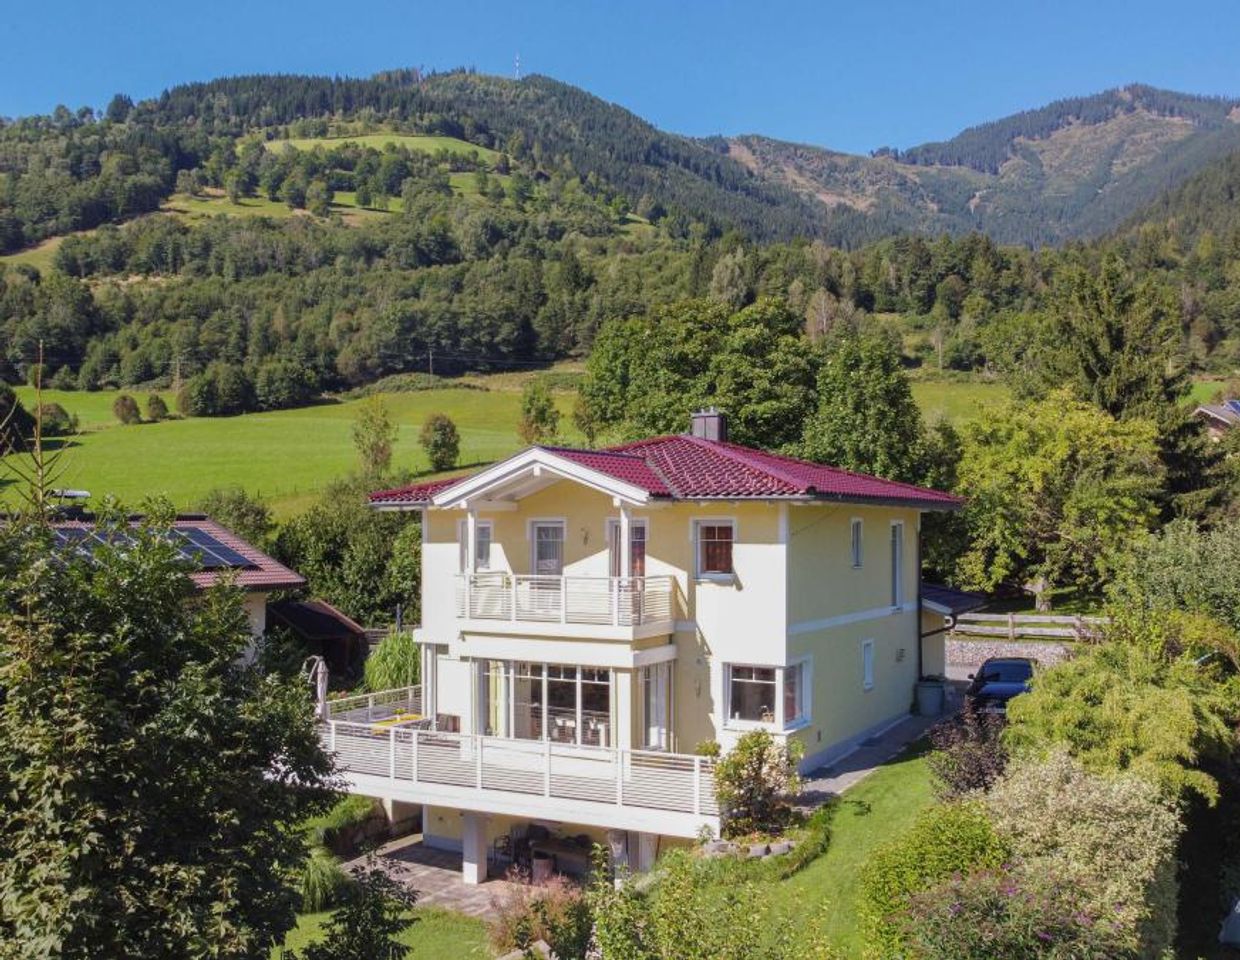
[{"xmin": 331, "ymin": 411, "xmax": 960, "ymax": 884}]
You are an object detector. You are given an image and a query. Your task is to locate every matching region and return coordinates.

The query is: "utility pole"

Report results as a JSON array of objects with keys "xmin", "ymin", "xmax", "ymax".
[
  {"xmin": 515, "ymin": 52, "xmax": 521, "ymax": 81},
  {"xmin": 428, "ymin": 345, "xmax": 434, "ymax": 376}
]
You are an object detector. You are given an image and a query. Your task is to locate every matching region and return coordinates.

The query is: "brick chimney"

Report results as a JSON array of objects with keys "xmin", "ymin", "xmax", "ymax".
[{"xmin": 690, "ymin": 408, "xmax": 728, "ymax": 443}]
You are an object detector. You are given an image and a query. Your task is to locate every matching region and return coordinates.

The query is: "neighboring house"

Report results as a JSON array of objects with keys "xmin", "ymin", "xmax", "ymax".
[
  {"xmin": 268, "ymin": 598, "xmax": 368, "ymax": 678},
  {"xmin": 919, "ymin": 582, "xmax": 987, "ymax": 677},
  {"xmin": 325, "ymin": 410, "xmax": 961, "ymax": 885},
  {"xmin": 1194, "ymin": 399, "xmax": 1240, "ymax": 440},
  {"xmin": 52, "ymin": 514, "xmax": 304, "ymax": 638}
]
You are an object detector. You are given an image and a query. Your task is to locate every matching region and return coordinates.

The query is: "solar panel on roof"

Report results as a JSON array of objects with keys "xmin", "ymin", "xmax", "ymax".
[
  {"xmin": 52, "ymin": 525, "xmax": 256, "ymax": 572},
  {"xmin": 1225, "ymin": 400, "xmax": 1240, "ymax": 416},
  {"xmin": 174, "ymin": 528, "xmax": 256, "ymax": 570}
]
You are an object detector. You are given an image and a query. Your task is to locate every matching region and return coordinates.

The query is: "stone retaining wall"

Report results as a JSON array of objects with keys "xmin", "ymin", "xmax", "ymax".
[{"xmin": 946, "ymin": 636, "xmax": 1075, "ymax": 668}]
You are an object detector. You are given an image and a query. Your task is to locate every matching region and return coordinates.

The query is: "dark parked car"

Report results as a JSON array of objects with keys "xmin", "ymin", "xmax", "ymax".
[{"xmin": 965, "ymin": 657, "xmax": 1036, "ymax": 713}]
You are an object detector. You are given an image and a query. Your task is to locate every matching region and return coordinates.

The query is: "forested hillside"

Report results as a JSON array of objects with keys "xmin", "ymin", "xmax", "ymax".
[
  {"xmin": 728, "ymin": 85, "xmax": 1240, "ymax": 245},
  {"xmin": 7, "ymin": 69, "xmax": 1240, "ymax": 407}
]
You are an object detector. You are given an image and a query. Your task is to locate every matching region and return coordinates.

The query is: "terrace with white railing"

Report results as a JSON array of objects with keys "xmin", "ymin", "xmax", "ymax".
[
  {"xmin": 454, "ymin": 573, "xmax": 678, "ymax": 637},
  {"xmin": 322, "ymin": 686, "xmax": 719, "ymax": 837}
]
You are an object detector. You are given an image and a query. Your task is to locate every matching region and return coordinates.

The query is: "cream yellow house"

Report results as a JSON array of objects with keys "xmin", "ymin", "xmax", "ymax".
[{"xmin": 324, "ymin": 411, "xmax": 960, "ymax": 884}]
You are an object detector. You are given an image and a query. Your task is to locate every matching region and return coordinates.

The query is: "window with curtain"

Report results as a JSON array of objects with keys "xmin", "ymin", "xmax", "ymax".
[
  {"xmin": 532, "ymin": 522, "xmax": 564, "ymax": 576},
  {"xmin": 457, "ymin": 521, "xmax": 492, "ymax": 572},
  {"xmin": 696, "ymin": 521, "xmax": 734, "ymax": 576},
  {"xmin": 784, "ymin": 662, "xmax": 808, "ymax": 726}
]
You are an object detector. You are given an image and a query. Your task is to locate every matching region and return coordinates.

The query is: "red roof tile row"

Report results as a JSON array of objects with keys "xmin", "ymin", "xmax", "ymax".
[{"xmin": 370, "ymin": 435, "xmax": 962, "ymax": 509}]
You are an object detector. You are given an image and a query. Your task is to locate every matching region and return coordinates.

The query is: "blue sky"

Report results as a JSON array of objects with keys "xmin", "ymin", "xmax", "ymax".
[{"xmin": 5, "ymin": 0, "xmax": 1240, "ymax": 153}]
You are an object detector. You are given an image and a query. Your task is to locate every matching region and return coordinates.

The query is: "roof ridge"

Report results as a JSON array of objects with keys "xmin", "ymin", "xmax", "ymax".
[
  {"xmin": 682, "ymin": 435, "xmax": 808, "ymax": 492},
  {"xmin": 540, "ymin": 444, "xmax": 651, "ymax": 462},
  {"xmin": 712, "ymin": 437, "xmax": 958, "ymax": 499}
]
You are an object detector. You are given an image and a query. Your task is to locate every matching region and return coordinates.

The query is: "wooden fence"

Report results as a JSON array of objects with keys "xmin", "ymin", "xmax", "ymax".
[{"xmin": 951, "ymin": 612, "xmax": 1108, "ymax": 643}]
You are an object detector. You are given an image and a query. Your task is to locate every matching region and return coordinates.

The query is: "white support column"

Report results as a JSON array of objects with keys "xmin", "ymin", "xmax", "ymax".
[
  {"xmin": 465, "ymin": 505, "xmax": 478, "ymax": 572},
  {"xmin": 607, "ymin": 829, "xmax": 630, "ymax": 887},
  {"xmin": 619, "ymin": 504, "xmax": 632, "ymax": 578},
  {"xmin": 632, "ymin": 832, "xmax": 659, "ymax": 873},
  {"xmin": 462, "ymin": 811, "xmax": 488, "ymax": 885}
]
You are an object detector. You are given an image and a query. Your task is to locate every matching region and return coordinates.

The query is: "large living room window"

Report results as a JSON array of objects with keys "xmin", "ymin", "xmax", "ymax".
[
  {"xmin": 484, "ymin": 660, "xmax": 613, "ymax": 747},
  {"xmin": 727, "ymin": 665, "xmax": 777, "ymax": 723}
]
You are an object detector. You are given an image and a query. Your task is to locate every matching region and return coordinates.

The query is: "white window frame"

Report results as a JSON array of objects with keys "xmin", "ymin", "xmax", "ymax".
[
  {"xmin": 783, "ymin": 655, "xmax": 812, "ymax": 731},
  {"xmin": 692, "ymin": 517, "xmax": 737, "ymax": 581},
  {"xmin": 605, "ymin": 517, "xmax": 649, "ymax": 577},
  {"xmin": 724, "ymin": 663, "xmax": 779, "ymax": 729},
  {"xmin": 527, "ymin": 518, "xmax": 566, "ymax": 577},
  {"xmin": 890, "ymin": 521, "xmax": 904, "ymax": 608},
  {"xmin": 862, "ymin": 639, "xmax": 875, "ymax": 691},
  {"xmin": 457, "ymin": 519, "xmax": 493, "ymax": 572},
  {"xmin": 850, "ymin": 517, "xmax": 864, "ymax": 569}
]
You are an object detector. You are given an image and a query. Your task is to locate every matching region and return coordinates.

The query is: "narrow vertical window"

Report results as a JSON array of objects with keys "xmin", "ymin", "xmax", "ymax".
[
  {"xmin": 850, "ymin": 518, "xmax": 863, "ymax": 568},
  {"xmin": 783, "ymin": 661, "xmax": 808, "ymax": 726},
  {"xmin": 696, "ymin": 521, "xmax": 735, "ymax": 577},
  {"xmin": 862, "ymin": 640, "xmax": 875, "ymax": 691},
  {"xmin": 458, "ymin": 520, "xmax": 492, "ymax": 572},
  {"xmin": 890, "ymin": 522, "xmax": 903, "ymax": 607}
]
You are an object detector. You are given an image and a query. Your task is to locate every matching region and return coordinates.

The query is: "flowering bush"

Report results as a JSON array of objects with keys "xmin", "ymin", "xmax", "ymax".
[
  {"xmin": 984, "ymin": 751, "xmax": 1182, "ymax": 957},
  {"xmin": 899, "ymin": 867, "xmax": 1136, "ymax": 959},
  {"xmin": 926, "ymin": 705, "xmax": 1008, "ymax": 799},
  {"xmin": 714, "ymin": 729, "xmax": 803, "ymax": 838}
]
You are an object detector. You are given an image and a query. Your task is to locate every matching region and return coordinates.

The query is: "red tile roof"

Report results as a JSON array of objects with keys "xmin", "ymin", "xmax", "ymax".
[
  {"xmin": 370, "ymin": 435, "xmax": 962, "ymax": 509},
  {"xmin": 52, "ymin": 516, "xmax": 305, "ymax": 592}
]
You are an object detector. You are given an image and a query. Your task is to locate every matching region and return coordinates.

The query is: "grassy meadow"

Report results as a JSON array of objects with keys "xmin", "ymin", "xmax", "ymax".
[
  {"xmin": 6, "ymin": 376, "xmax": 581, "ymax": 518},
  {"xmin": 264, "ymin": 133, "xmax": 500, "ymax": 162},
  {"xmin": 3, "ymin": 372, "xmax": 1027, "ymax": 520}
]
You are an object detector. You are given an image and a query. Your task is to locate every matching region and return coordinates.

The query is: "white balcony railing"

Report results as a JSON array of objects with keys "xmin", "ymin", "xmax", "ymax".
[
  {"xmin": 454, "ymin": 573, "xmax": 675, "ymax": 627},
  {"xmin": 321, "ymin": 686, "xmax": 718, "ymax": 820}
]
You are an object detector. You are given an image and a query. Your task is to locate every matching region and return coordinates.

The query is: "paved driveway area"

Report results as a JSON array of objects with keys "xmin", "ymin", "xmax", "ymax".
[{"xmin": 347, "ymin": 835, "xmax": 519, "ymax": 918}]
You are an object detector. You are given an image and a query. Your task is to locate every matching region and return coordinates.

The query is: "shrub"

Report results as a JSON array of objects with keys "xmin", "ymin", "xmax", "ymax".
[
  {"xmin": 419, "ymin": 413, "xmax": 460, "ymax": 472},
  {"xmin": 518, "ymin": 380, "xmax": 560, "ymax": 444},
  {"xmin": 858, "ymin": 801, "xmax": 1008, "ymax": 956},
  {"xmin": 364, "ymin": 631, "xmax": 419, "ymax": 692},
  {"xmin": 489, "ymin": 872, "xmax": 592, "ymax": 959},
  {"xmin": 926, "ymin": 705, "xmax": 1008, "ymax": 799},
  {"xmin": 294, "ymin": 855, "xmax": 418, "ymax": 960},
  {"xmin": 302, "ymin": 795, "xmax": 379, "ymax": 854},
  {"xmin": 899, "ymin": 867, "xmax": 1137, "ymax": 960},
  {"xmin": 112, "ymin": 393, "xmax": 141, "ymax": 424},
  {"xmin": 196, "ymin": 486, "xmax": 273, "ymax": 547},
  {"xmin": 146, "ymin": 393, "xmax": 168, "ymax": 421},
  {"xmin": 299, "ymin": 845, "xmax": 352, "ymax": 912},
  {"xmin": 714, "ymin": 729, "xmax": 803, "ymax": 838},
  {"xmin": 985, "ymin": 751, "xmax": 1183, "ymax": 957},
  {"xmin": 1003, "ymin": 635, "xmax": 1240, "ymax": 804},
  {"xmin": 36, "ymin": 402, "xmax": 77, "ymax": 437},
  {"xmin": 48, "ymin": 365, "xmax": 76, "ymax": 390}
]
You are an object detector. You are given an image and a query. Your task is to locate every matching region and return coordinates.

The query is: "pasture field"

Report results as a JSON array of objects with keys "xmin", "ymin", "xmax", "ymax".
[
  {"xmin": 908, "ymin": 376, "xmax": 1009, "ymax": 423},
  {"xmin": 7, "ymin": 378, "xmax": 579, "ymax": 518},
  {"xmin": 5, "ymin": 372, "xmax": 1007, "ymax": 519},
  {"xmin": 265, "ymin": 133, "xmax": 500, "ymax": 162},
  {"xmin": 0, "ymin": 235, "xmax": 66, "ymax": 272}
]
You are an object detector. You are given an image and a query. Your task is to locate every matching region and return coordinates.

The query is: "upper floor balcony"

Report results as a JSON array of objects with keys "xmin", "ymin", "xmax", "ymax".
[{"xmin": 453, "ymin": 573, "xmax": 679, "ymax": 640}]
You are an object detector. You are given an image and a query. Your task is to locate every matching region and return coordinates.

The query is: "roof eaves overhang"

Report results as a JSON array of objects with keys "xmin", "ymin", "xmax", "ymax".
[
  {"xmin": 431, "ymin": 447, "xmax": 652, "ymax": 509},
  {"xmin": 801, "ymin": 492, "xmax": 965, "ymax": 511}
]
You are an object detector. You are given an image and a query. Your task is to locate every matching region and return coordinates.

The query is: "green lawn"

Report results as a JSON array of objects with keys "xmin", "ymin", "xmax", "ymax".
[
  {"xmin": 909, "ymin": 376, "xmax": 1009, "ymax": 424},
  {"xmin": 6, "ymin": 380, "xmax": 578, "ymax": 518},
  {"xmin": 274, "ymin": 906, "xmax": 490, "ymax": 958},
  {"xmin": 266, "ymin": 133, "xmax": 500, "ymax": 163},
  {"xmin": 770, "ymin": 744, "xmax": 934, "ymax": 955}
]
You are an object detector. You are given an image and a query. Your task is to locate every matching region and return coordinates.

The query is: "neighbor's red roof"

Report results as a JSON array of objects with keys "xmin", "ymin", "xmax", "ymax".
[
  {"xmin": 370, "ymin": 435, "xmax": 961, "ymax": 510},
  {"xmin": 52, "ymin": 516, "xmax": 305, "ymax": 592}
]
